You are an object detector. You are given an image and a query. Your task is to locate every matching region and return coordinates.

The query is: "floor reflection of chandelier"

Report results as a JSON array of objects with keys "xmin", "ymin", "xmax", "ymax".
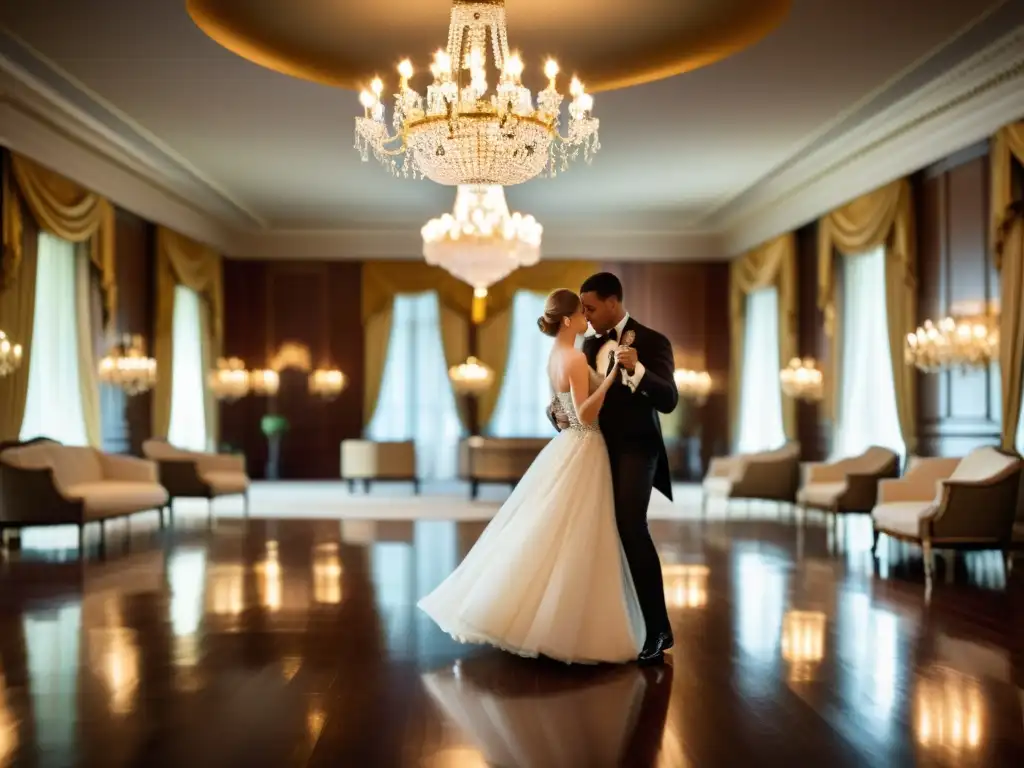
[
  {"xmin": 423, "ymin": 184, "xmax": 541, "ymax": 292},
  {"xmin": 780, "ymin": 357, "xmax": 824, "ymax": 402},
  {"xmin": 0, "ymin": 330, "xmax": 23, "ymax": 377},
  {"xmin": 354, "ymin": 0, "xmax": 599, "ymax": 186},
  {"xmin": 98, "ymin": 335, "xmax": 157, "ymax": 396},
  {"xmin": 449, "ymin": 356, "xmax": 494, "ymax": 396},
  {"xmin": 905, "ymin": 316, "xmax": 999, "ymax": 372}
]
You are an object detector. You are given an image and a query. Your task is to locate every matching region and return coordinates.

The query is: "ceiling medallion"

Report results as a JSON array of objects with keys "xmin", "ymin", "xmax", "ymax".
[
  {"xmin": 355, "ymin": 0, "xmax": 599, "ymax": 186},
  {"xmin": 422, "ymin": 184, "xmax": 541, "ymax": 293}
]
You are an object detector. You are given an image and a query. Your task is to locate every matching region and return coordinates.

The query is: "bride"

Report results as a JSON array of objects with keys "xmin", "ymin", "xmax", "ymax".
[{"xmin": 418, "ymin": 289, "xmax": 645, "ymax": 664}]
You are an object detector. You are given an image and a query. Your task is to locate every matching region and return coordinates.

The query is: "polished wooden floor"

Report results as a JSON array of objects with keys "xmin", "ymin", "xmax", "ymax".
[{"xmin": 0, "ymin": 489, "xmax": 1022, "ymax": 767}]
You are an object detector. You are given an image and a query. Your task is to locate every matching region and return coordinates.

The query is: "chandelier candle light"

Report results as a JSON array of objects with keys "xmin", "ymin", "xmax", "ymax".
[
  {"xmin": 0, "ymin": 330, "xmax": 23, "ymax": 377},
  {"xmin": 354, "ymin": 0, "xmax": 599, "ymax": 186},
  {"xmin": 779, "ymin": 357, "xmax": 824, "ymax": 402},
  {"xmin": 98, "ymin": 335, "xmax": 157, "ymax": 396},
  {"xmin": 905, "ymin": 316, "xmax": 999, "ymax": 373}
]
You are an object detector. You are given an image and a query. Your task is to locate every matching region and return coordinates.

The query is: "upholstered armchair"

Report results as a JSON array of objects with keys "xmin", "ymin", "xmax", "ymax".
[
  {"xmin": 459, "ymin": 437, "xmax": 551, "ymax": 499},
  {"xmin": 871, "ymin": 447, "xmax": 1022, "ymax": 590},
  {"xmin": 701, "ymin": 443, "xmax": 801, "ymax": 510},
  {"xmin": 0, "ymin": 438, "xmax": 168, "ymax": 551},
  {"xmin": 142, "ymin": 439, "xmax": 250, "ymax": 521},
  {"xmin": 796, "ymin": 446, "xmax": 900, "ymax": 514},
  {"xmin": 340, "ymin": 439, "xmax": 419, "ymax": 493}
]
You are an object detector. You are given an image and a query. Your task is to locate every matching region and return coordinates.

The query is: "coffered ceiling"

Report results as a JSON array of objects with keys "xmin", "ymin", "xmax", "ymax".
[{"xmin": 0, "ymin": 0, "xmax": 1022, "ymax": 260}]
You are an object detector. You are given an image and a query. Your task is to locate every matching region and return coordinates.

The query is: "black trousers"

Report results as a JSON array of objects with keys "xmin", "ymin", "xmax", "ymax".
[{"xmin": 607, "ymin": 441, "xmax": 671, "ymax": 643}]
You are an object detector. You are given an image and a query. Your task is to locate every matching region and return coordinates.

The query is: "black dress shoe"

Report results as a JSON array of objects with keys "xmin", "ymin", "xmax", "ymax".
[{"xmin": 638, "ymin": 631, "xmax": 674, "ymax": 665}]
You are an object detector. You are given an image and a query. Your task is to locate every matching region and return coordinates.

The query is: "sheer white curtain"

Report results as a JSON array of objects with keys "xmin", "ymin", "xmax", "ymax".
[
  {"xmin": 167, "ymin": 285, "xmax": 209, "ymax": 451},
  {"xmin": 488, "ymin": 290, "xmax": 556, "ymax": 438},
  {"xmin": 20, "ymin": 233, "xmax": 90, "ymax": 445},
  {"xmin": 833, "ymin": 247, "xmax": 905, "ymax": 459},
  {"xmin": 367, "ymin": 292, "xmax": 464, "ymax": 481},
  {"xmin": 735, "ymin": 287, "xmax": 786, "ymax": 453}
]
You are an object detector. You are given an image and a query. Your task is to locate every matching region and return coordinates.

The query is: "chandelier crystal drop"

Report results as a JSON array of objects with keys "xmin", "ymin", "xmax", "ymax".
[
  {"xmin": 354, "ymin": 0, "xmax": 599, "ymax": 186},
  {"xmin": 779, "ymin": 357, "xmax": 824, "ymax": 402},
  {"xmin": 423, "ymin": 184, "xmax": 541, "ymax": 290},
  {"xmin": 98, "ymin": 335, "xmax": 157, "ymax": 396},
  {"xmin": 905, "ymin": 316, "xmax": 999, "ymax": 372},
  {"xmin": 0, "ymin": 330, "xmax": 23, "ymax": 377}
]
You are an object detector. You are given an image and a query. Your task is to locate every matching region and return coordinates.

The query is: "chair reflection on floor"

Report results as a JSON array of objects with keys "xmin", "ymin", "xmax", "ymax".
[{"xmin": 421, "ymin": 652, "xmax": 673, "ymax": 767}]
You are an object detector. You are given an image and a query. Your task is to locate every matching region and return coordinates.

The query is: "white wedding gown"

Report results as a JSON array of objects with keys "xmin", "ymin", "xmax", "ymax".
[{"xmin": 418, "ymin": 374, "xmax": 646, "ymax": 664}]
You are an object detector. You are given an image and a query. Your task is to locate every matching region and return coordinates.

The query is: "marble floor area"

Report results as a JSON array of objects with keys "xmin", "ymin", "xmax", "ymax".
[{"xmin": 0, "ymin": 483, "xmax": 1021, "ymax": 766}]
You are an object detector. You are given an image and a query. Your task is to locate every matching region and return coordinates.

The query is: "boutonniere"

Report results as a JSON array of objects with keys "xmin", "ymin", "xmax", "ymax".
[{"xmin": 621, "ymin": 329, "xmax": 635, "ymax": 347}]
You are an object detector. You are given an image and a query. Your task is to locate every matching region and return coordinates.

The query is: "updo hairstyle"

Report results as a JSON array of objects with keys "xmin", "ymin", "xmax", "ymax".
[{"xmin": 536, "ymin": 288, "xmax": 581, "ymax": 337}]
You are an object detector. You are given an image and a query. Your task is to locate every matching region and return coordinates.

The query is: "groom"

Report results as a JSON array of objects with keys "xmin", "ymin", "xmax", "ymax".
[{"xmin": 550, "ymin": 272, "xmax": 678, "ymax": 665}]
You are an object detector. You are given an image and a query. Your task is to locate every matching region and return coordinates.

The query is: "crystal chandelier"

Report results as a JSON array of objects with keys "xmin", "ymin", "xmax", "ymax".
[
  {"xmin": 448, "ymin": 356, "xmax": 494, "ymax": 396},
  {"xmin": 98, "ymin": 335, "xmax": 157, "ymax": 396},
  {"xmin": 249, "ymin": 369, "xmax": 280, "ymax": 397},
  {"xmin": 673, "ymin": 369, "xmax": 712, "ymax": 405},
  {"xmin": 308, "ymin": 369, "xmax": 347, "ymax": 400},
  {"xmin": 209, "ymin": 357, "xmax": 250, "ymax": 402},
  {"xmin": 780, "ymin": 357, "xmax": 824, "ymax": 402},
  {"xmin": 354, "ymin": 0, "xmax": 599, "ymax": 186},
  {"xmin": 905, "ymin": 316, "xmax": 999, "ymax": 372},
  {"xmin": 423, "ymin": 184, "xmax": 541, "ymax": 293},
  {"xmin": 0, "ymin": 330, "xmax": 23, "ymax": 377}
]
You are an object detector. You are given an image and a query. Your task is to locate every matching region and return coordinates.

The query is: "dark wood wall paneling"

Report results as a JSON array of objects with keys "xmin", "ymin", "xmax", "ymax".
[
  {"xmin": 99, "ymin": 208, "xmax": 155, "ymax": 455},
  {"xmin": 794, "ymin": 221, "xmax": 830, "ymax": 461},
  {"xmin": 220, "ymin": 260, "xmax": 364, "ymax": 480}
]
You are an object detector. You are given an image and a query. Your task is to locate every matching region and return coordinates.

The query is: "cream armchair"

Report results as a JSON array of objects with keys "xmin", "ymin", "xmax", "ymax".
[
  {"xmin": 340, "ymin": 440, "xmax": 419, "ymax": 493},
  {"xmin": 796, "ymin": 446, "xmax": 900, "ymax": 514},
  {"xmin": 459, "ymin": 437, "xmax": 551, "ymax": 499},
  {"xmin": 871, "ymin": 447, "xmax": 1022, "ymax": 590},
  {"xmin": 142, "ymin": 439, "xmax": 250, "ymax": 521},
  {"xmin": 701, "ymin": 443, "xmax": 801, "ymax": 510},
  {"xmin": 0, "ymin": 438, "xmax": 168, "ymax": 552}
]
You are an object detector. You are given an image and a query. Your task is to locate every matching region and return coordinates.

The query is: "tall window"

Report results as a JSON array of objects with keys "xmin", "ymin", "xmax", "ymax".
[
  {"xmin": 735, "ymin": 287, "xmax": 786, "ymax": 453},
  {"xmin": 167, "ymin": 286, "xmax": 208, "ymax": 451},
  {"xmin": 833, "ymin": 247, "xmax": 905, "ymax": 459},
  {"xmin": 367, "ymin": 292, "xmax": 463, "ymax": 480},
  {"xmin": 488, "ymin": 290, "xmax": 556, "ymax": 438},
  {"xmin": 20, "ymin": 233, "xmax": 89, "ymax": 445}
]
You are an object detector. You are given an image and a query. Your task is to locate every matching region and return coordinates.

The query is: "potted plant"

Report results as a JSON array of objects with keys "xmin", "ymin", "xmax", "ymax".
[{"xmin": 260, "ymin": 414, "xmax": 289, "ymax": 480}]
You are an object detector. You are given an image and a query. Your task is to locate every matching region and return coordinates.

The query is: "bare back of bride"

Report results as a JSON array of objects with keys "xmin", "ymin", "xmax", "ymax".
[{"xmin": 418, "ymin": 289, "xmax": 645, "ymax": 664}]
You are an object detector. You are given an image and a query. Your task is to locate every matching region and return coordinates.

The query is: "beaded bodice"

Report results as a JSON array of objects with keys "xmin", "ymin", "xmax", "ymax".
[{"xmin": 551, "ymin": 367, "xmax": 604, "ymax": 433}]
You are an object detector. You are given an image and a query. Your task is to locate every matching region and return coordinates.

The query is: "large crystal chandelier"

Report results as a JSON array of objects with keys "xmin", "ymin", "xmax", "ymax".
[
  {"xmin": 780, "ymin": 357, "xmax": 824, "ymax": 402},
  {"xmin": 0, "ymin": 330, "xmax": 23, "ymax": 377},
  {"xmin": 449, "ymin": 356, "xmax": 494, "ymax": 396},
  {"xmin": 209, "ymin": 358, "xmax": 250, "ymax": 402},
  {"xmin": 423, "ymin": 184, "xmax": 541, "ymax": 292},
  {"xmin": 98, "ymin": 335, "xmax": 157, "ymax": 396},
  {"xmin": 905, "ymin": 316, "xmax": 999, "ymax": 373},
  {"xmin": 354, "ymin": 0, "xmax": 599, "ymax": 186}
]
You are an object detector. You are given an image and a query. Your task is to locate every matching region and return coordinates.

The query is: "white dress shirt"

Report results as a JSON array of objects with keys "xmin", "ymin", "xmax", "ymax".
[{"xmin": 596, "ymin": 312, "xmax": 646, "ymax": 393}]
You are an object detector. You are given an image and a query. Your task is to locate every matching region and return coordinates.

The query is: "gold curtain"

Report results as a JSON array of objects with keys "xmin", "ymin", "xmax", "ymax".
[
  {"xmin": 990, "ymin": 122, "xmax": 1024, "ymax": 270},
  {"xmin": 475, "ymin": 308, "xmax": 513, "ymax": 429},
  {"xmin": 817, "ymin": 178, "xmax": 917, "ymax": 452},
  {"xmin": 152, "ymin": 227, "xmax": 224, "ymax": 446},
  {"xmin": 2, "ymin": 152, "xmax": 117, "ymax": 329},
  {"xmin": 0, "ymin": 193, "xmax": 39, "ymax": 441},
  {"xmin": 361, "ymin": 261, "xmax": 474, "ymax": 322},
  {"xmin": 440, "ymin": 303, "xmax": 471, "ymax": 427},
  {"xmin": 75, "ymin": 246, "xmax": 102, "ymax": 447},
  {"xmin": 363, "ymin": 305, "xmax": 393, "ymax": 426},
  {"xmin": 996, "ymin": 211, "xmax": 1024, "ymax": 450},
  {"xmin": 728, "ymin": 233, "xmax": 798, "ymax": 446}
]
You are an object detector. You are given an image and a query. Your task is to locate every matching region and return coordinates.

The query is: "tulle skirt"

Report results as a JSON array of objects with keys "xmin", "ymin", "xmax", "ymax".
[{"xmin": 418, "ymin": 428, "xmax": 646, "ymax": 664}]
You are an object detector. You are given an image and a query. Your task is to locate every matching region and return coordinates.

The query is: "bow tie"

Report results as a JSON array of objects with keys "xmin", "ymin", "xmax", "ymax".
[{"xmin": 604, "ymin": 328, "xmax": 618, "ymax": 342}]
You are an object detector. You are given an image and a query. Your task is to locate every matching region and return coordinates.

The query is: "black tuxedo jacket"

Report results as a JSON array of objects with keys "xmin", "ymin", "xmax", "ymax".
[{"xmin": 582, "ymin": 317, "xmax": 678, "ymax": 500}]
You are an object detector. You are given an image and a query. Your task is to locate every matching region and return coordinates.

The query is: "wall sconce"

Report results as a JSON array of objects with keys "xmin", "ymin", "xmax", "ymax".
[
  {"xmin": 673, "ymin": 368, "xmax": 712, "ymax": 405},
  {"xmin": 309, "ymin": 369, "xmax": 347, "ymax": 400}
]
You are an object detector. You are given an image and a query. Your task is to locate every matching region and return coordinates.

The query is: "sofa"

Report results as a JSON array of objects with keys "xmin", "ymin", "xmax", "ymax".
[
  {"xmin": 142, "ymin": 439, "xmax": 250, "ymax": 521},
  {"xmin": 796, "ymin": 446, "xmax": 900, "ymax": 514},
  {"xmin": 340, "ymin": 439, "xmax": 419, "ymax": 493},
  {"xmin": 0, "ymin": 438, "xmax": 168, "ymax": 551},
  {"xmin": 458, "ymin": 436, "xmax": 551, "ymax": 499},
  {"xmin": 871, "ymin": 447, "xmax": 1022, "ymax": 591},
  {"xmin": 701, "ymin": 442, "xmax": 801, "ymax": 510}
]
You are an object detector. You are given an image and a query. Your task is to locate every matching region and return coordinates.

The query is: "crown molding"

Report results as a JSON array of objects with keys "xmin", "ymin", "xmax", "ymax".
[
  {"xmin": 717, "ymin": 24, "xmax": 1024, "ymax": 255},
  {"xmin": 230, "ymin": 226, "xmax": 724, "ymax": 262}
]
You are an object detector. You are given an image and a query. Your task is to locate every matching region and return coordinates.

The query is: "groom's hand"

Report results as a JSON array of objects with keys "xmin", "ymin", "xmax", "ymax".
[{"xmin": 615, "ymin": 346, "xmax": 638, "ymax": 374}]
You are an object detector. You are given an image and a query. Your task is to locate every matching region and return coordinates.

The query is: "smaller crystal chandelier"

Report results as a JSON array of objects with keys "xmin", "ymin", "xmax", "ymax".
[
  {"xmin": 423, "ymin": 185, "xmax": 542, "ymax": 297},
  {"xmin": 209, "ymin": 358, "xmax": 250, "ymax": 402},
  {"xmin": 309, "ymin": 369, "xmax": 347, "ymax": 400},
  {"xmin": 0, "ymin": 330, "xmax": 23, "ymax": 377},
  {"xmin": 249, "ymin": 369, "xmax": 280, "ymax": 397},
  {"xmin": 905, "ymin": 316, "xmax": 999, "ymax": 372},
  {"xmin": 780, "ymin": 357, "xmax": 824, "ymax": 402},
  {"xmin": 673, "ymin": 369, "xmax": 712, "ymax": 405},
  {"xmin": 448, "ymin": 356, "xmax": 494, "ymax": 396},
  {"xmin": 98, "ymin": 334, "xmax": 157, "ymax": 396}
]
